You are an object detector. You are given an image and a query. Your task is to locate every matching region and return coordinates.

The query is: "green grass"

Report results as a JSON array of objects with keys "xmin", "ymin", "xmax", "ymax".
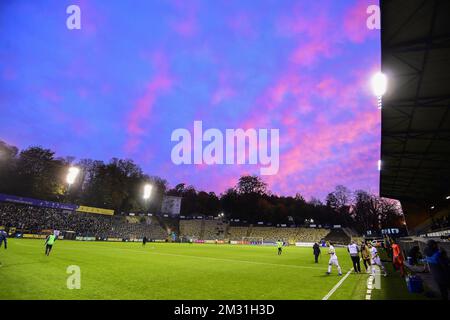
[{"xmin": 0, "ymin": 239, "xmax": 429, "ymax": 300}]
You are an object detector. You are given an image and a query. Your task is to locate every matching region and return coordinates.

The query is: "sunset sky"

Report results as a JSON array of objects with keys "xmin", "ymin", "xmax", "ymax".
[{"xmin": 0, "ymin": 0, "xmax": 381, "ymax": 199}]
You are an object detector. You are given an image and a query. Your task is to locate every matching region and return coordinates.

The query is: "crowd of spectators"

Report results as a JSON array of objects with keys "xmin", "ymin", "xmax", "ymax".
[{"xmin": 0, "ymin": 203, "xmax": 168, "ymax": 240}]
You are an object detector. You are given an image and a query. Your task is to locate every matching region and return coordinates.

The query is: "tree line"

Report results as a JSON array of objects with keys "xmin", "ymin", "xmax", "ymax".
[{"xmin": 0, "ymin": 140, "xmax": 404, "ymax": 233}]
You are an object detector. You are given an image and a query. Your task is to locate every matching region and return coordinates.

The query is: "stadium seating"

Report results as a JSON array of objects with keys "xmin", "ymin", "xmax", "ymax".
[
  {"xmin": 248, "ymin": 227, "xmax": 329, "ymax": 243},
  {"xmin": 225, "ymin": 225, "xmax": 330, "ymax": 243},
  {"xmin": 227, "ymin": 226, "xmax": 249, "ymax": 240},
  {"xmin": 0, "ymin": 203, "xmax": 169, "ymax": 240},
  {"xmin": 179, "ymin": 220, "xmax": 202, "ymax": 238},
  {"xmin": 0, "ymin": 202, "xmax": 347, "ymax": 244},
  {"xmin": 324, "ymin": 228, "xmax": 350, "ymax": 244},
  {"xmin": 202, "ymin": 219, "xmax": 227, "ymax": 240}
]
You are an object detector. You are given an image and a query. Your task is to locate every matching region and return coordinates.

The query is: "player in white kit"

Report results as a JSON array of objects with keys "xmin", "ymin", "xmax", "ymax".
[
  {"xmin": 368, "ymin": 243, "xmax": 387, "ymax": 276},
  {"xmin": 326, "ymin": 242, "xmax": 342, "ymax": 276}
]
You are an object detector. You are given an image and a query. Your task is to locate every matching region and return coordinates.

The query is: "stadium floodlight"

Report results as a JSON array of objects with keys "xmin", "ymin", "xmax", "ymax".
[
  {"xmin": 446, "ymin": 195, "xmax": 450, "ymax": 200},
  {"xmin": 66, "ymin": 166, "xmax": 80, "ymax": 185},
  {"xmin": 371, "ymin": 72, "xmax": 387, "ymax": 97},
  {"xmin": 430, "ymin": 206, "xmax": 435, "ymax": 210},
  {"xmin": 143, "ymin": 184, "xmax": 153, "ymax": 200}
]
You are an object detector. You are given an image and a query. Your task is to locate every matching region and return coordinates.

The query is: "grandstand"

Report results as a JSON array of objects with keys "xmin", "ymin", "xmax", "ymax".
[
  {"xmin": 227, "ymin": 226, "xmax": 249, "ymax": 241},
  {"xmin": 180, "ymin": 222, "xmax": 331, "ymax": 243},
  {"xmin": 179, "ymin": 220, "xmax": 202, "ymax": 239},
  {"xmin": 1, "ymin": 199, "xmax": 358, "ymax": 245},
  {"xmin": 324, "ymin": 228, "xmax": 350, "ymax": 245},
  {"xmin": 110, "ymin": 216, "xmax": 167, "ymax": 240},
  {"xmin": 0, "ymin": 202, "xmax": 170, "ymax": 241},
  {"xmin": 205, "ymin": 219, "xmax": 228, "ymax": 239},
  {"xmin": 248, "ymin": 226, "xmax": 330, "ymax": 243}
]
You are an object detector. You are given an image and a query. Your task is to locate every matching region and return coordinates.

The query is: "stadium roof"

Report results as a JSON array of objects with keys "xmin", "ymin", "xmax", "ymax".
[{"xmin": 380, "ymin": 0, "xmax": 450, "ymax": 204}]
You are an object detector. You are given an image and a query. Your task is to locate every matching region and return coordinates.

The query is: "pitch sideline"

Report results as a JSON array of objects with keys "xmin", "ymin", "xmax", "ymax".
[{"xmin": 322, "ymin": 268, "xmax": 354, "ymax": 300}]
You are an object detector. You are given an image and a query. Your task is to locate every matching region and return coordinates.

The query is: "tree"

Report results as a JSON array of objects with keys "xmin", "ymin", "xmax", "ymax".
[
  {"xmin": 14, "ymin": 146, "xmax": 67, "ymax": 200},
  {"xmin": 235, "ymin": 175, "xmax": 267, "ymax": 195},
  {"xmin": 0, "ymin": 140, "xmax": 19, "ymax": 194}
]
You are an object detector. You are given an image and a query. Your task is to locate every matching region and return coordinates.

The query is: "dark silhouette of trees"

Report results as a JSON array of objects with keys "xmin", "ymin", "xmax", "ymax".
[{"xmin": 0, "ymin": 140, "xmax": 405, "ymax": 231}]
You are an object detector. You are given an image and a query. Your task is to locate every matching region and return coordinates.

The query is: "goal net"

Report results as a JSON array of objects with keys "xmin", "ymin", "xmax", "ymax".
[{"xmin": 242, "ymin": 237, "xmax": 264, "ymax": 245}]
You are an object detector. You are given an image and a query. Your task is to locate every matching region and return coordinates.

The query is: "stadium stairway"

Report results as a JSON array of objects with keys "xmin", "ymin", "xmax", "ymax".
[
  {"xmin": 247, "ymin": 225, "xmax": 253, "ymax": 237},
  {"xmin": 342, "ymin": 227, "xmax": 360, "ymax": 239},
  {"xmin": 200, "ymin": 219, "xmax": 206, "ymax": 239},
  {"xmin": 324, "ymin": 228, "xmax": 350, "ymax": 245}
]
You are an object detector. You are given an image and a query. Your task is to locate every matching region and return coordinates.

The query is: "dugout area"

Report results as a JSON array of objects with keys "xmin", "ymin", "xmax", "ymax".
[{"xmin": 380, "ymin": 0, "xmax": 450, "ymax": 231}]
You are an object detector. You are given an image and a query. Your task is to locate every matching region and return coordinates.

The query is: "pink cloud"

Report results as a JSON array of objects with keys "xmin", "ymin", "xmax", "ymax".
[
  {"xmin": 228, "ymin": 12, "xmax": 257, "ymax": 39},
  {"xmin": 290, "ymin": 40, "xmax": 334, "ymax": 66},
  {"xmin": 343, "ymin": 0, "xmax": 375, "ymax": 43},
  {"xmin": 170, "ymin": 0, "xmax": 199, "ymax": 37},
  {"xmin": 41, "ymin": 89, "xmax": 62, "ymax": 103},
  {"xmin": 172, "ymin": 17, "xmax": 197, "ymax": 37},
  {"xmin": 125, "ymin": 53, "xmax": 174, "ymax": 154}
]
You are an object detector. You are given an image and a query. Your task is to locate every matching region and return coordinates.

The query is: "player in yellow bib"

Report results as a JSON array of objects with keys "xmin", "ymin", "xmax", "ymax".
[
  {"xmin": 277, "ymin": 240, "xmax": 283, "ymax": 255},
  {"xmin": 45, "ymin": 234, "xmax": 56, "ymax": 256}
]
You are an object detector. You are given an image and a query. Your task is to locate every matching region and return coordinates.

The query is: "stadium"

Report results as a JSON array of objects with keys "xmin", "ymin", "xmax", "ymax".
[{"xmin": 0, "ymin": 0, "xmax": 449, "ymax": 308}]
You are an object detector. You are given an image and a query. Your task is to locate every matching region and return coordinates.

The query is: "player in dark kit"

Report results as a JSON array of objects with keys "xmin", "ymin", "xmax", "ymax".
[
  {"xmin": 313, "ymin": 242, "xmax": 321, "ymax": 263},
  {"xmin": 0, "ymin": 230, "xmax": 7, "ymax": 250},
  {"xmin": 143, "ymin": 236, "xmax": 148, "ymax": 246},
  {"xmin": 0, "ymin": 229, "xmax": 7, "ymax": 267},
  {"xmin": 45, "ymin": 233, "xmax": 56, "ymax": 256}
]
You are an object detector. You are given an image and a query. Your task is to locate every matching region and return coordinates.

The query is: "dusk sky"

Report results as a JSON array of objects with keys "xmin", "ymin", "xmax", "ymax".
[{"xmin": 0, "ymin": 0, "xmax": 381, "ymax": 200}]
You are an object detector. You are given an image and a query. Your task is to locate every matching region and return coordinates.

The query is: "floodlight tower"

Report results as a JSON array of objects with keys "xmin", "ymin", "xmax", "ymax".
[
  {"xmin": 371, "ymin": 72, "xmax": 388, "ymax": 180},
  {"xmin": 143, "ymin": 183, "xmax": 153, "ymax": 212},
  {"xmin": 371, "ymin": 72, "xmax": 388, "ymax": 109},
  {"xmin": 65, "ymin": 166, "xmax": 80, "ymax": 202},
  {"xmin": 66, "ymin": 166, "xmax": 80, "ymax": 189}
]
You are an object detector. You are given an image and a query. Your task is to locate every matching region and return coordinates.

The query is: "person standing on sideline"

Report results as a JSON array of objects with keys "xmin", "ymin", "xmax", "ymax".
[
  {"xmin": 347, "ymin": 240, "xmax": 361, "ymax": 273},
  {"xmin": 142, "ymin": 236, "xmax": 148, "ymax": 246},
  {"xmin": 424, "ymin": 240, "xmax": 449, "ymax": 300},
  {"xmin": 276, "ymin": 240, "xmax": 283, "ymax": 255},
  {"xmin": 391, "ymin": 239, "xmax": 405, "ymax": 277},
  {"xmin": 326, "ymin": 241, "xmax": 342, "ymax": 276},
  {"xmin": 313, "ymin": 242, "xmax": 321, "ymax": 263},
  {"xmin": 0, "ymin": 229, "xmax": 7, "ymax": 250},
  {"xmin": 44, "ymin": 233, "xmax": 56, "ymax": 256},
  {"xmin": 0, "ymin": 229, "xmax": 7, "ymax": 267},
  {"xmin": 368, "ymin": 243, "xmax": 387, "ymax": 276},
  {"xmin": 361, "ymin": 241, "xmax": 371, "ymax": 273}
]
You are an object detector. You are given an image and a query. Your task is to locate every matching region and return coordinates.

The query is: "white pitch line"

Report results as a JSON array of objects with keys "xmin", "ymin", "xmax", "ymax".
[
  {"xmin": 322, "ymin": 268, "xmax": 354, "ymax": 300},
  {"xmin": 13, "ymin": 240, "xmax": 324, "ymax": 271},
  {"xmin": 148, "ymin": 250, "xmax": 324, "ymax": 271}
]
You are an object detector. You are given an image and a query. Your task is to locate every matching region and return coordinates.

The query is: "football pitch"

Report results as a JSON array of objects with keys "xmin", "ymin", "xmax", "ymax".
[{"xmin": 0, "ymin": 239, "xmax": 424, "ymax": 300}]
